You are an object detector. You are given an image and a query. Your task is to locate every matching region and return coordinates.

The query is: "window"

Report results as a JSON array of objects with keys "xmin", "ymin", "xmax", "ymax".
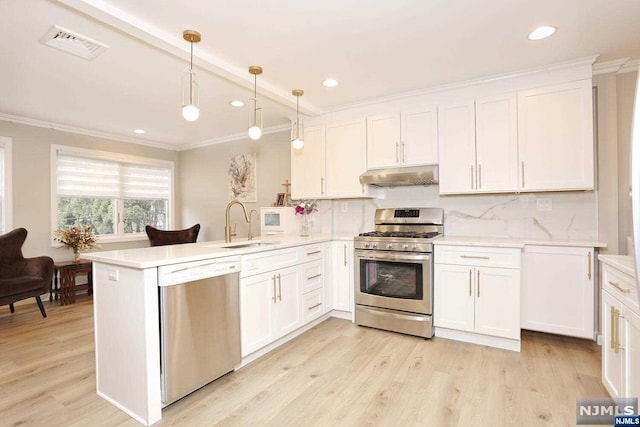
[
  {"xmin": 0, "ymin": 137, "xmax": 11, "ymax": 234},
  {"xmin": 52, "ymin": 145, "xmax": 174, "ymax": 241}
]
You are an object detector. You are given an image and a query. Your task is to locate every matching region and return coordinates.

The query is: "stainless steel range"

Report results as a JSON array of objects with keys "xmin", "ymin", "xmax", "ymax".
[{"xmin": 354, "ymin": 207, "xmax": 444, "ymax": 338}]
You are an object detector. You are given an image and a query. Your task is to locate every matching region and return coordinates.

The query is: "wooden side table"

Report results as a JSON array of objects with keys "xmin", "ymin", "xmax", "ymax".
[{"xmin": 51, "ymin": 260, "xmax": 93, "ymax": 305}]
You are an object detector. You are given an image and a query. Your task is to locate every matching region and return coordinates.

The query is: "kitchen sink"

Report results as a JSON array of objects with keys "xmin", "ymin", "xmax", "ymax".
[{"xmin": 219, "ymin": 241, "xmax": 276, "ymax": 249}]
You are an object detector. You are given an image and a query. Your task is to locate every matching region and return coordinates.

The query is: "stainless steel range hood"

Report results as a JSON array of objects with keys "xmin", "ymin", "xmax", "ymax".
[{"xmin": 359, "ymin": 165, "xmax": 439, "ymax": 187}]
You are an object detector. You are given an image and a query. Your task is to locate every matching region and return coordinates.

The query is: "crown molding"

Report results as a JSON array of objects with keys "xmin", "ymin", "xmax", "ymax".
[
  {"xmin": 327, "ymin": 55, "xmax": 600, "ymax": 113},
  {"xmin": 619, "ymin": 59, "xmax": 640, "ymax": 74},
  {"xmin": 0, "ymin": 112, "xmax": 179, "ymax": 151},
  {"xmin": 592, "ymin": 58, "xmax": 631, "ymax": 75},
  {"xmin": 178, "ymin": 124, "xmax": 290, "ymax": 151}
]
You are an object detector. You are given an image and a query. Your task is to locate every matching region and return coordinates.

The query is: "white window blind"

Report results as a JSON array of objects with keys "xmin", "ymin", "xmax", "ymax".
[{"xmin": 57, "ymin": 153, "xmax": 170, "ymax": 200}]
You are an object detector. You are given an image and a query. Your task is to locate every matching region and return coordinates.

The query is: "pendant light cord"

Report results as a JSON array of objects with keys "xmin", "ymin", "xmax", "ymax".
[
  {"xmin": 189, "ymin": 41, "xmax": 194, "ymax": 104},
  {"xmin": 253, "ymin": 73, "xmax": 257, "ymax": 123},
  {"xmin": 296, "ymin": 94, "xmax": 300, "ymax": 136}
]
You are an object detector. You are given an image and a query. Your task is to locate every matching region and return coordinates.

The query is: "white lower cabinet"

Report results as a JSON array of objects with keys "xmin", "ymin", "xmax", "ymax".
[
  {"xmin": 601, "ymin": 259, "xmax": 640, "ymax": 400},
  {"xmin": 434, "ymin": 245, "xmax": 521, "ymax": 351},
  {"xmin": 331, "ymin": 241, "xmax": 354, "ymax": 315},
  {"xmin": 521, "ymin": 245, "xmax": 595, "ymax": 339},
  {"xmin": 240, "ymin": 265, "xmax": 302, "ymax": 357},
  {"xmin": 240, "ymin": 244, "xmax": 325, "ymax": 358}
]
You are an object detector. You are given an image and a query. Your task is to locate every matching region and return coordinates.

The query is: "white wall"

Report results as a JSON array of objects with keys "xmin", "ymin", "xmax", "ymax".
[
  {"xmin": 617, "ymin": 71, "xmax": 638, "ymax": 254},
  {"xmin": 179, "ymin": 130, "xmax": 291, "ymax": 242},
  {"xmin": 0, "ymin": 121, "xmax": 179, "ymax": 261}
]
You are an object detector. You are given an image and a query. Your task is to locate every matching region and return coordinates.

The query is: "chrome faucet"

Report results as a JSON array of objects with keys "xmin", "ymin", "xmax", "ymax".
[{"xmin": 225, "ymin": 200, "xmax": 250, "ymax": 243}]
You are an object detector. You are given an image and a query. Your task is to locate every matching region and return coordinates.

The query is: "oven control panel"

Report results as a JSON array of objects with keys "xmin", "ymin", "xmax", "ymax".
[{"xmin": 354, "ymin": 239, "xmax": 433, "ymax": 253}]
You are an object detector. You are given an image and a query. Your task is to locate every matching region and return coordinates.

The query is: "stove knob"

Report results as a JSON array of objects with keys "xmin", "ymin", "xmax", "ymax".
[
  {"xmin": 387, "ymin": 243, "xmax": 394, "ymax": 250},
  {"xmin": 413, "ymin": 244, "xmax": 419, "ymax": 250},
  {"xmin": 402, "ymin": 244, "xmax": 409, "ymax": 250},
  {"xmin": 372, "ymin": 243, "xmax": 378, "ymax": 249},
  {"xmin": 364, "ymin": 242, "xmax": 370, "ymax": 249}
]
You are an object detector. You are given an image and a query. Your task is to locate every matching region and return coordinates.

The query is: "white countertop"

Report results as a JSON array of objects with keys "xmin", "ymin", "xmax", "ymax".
[
  {"xmin": 599, "ymin": 254, "xmax": 636, "ymax": 277},
  {"xmin": 433, "ymin": 235, "xmax": 606, "ymax": 249},
  {"xmin": 83, "ymin": 233, "xmax": 352, "ymax": 269}
]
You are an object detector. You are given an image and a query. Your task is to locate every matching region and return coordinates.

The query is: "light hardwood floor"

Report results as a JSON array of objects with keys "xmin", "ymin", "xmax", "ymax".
[{"xmin": 0, "ymin": 298, "xmax": 607, "ymax": 426}]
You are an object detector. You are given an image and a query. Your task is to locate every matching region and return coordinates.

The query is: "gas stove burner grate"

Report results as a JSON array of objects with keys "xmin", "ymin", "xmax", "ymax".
[{"xmin": 358, "ymin": 231, "xmax": 440, "ymax": 239}]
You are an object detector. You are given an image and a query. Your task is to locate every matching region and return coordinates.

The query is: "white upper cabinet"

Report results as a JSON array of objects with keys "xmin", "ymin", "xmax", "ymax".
[
  {"xmin": 325, "ymin": 118, "xmax": 368, "ymax": 198},
  {"xmin": 366, "ymin": 107, "xmax": 438, "ymax": 169},
  {"xmin": 438, "ymin": 94, "xmax": 517, "ymax": 195},
  {"xmin": 517, "ymin": 79, "xmax": 594, "ymax": 191},
  {"xmin": 437, "ymin": 100, "xmax": 477, "ymax": 194},
  {"xmin": 291, "ymin": 125, "xmax": 325, "ymax": 199},
  {"xmin": 475, "ymin": 93, "xmax": 518, "ymax": 192}
]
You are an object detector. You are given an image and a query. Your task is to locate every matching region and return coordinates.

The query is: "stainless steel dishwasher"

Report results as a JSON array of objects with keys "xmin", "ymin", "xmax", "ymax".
[{"xmin": 158, "ymin": 256, "xmax": 241, "ymax": 406}]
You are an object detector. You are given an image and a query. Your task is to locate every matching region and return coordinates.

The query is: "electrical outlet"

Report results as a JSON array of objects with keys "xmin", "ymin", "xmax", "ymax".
[
  {"xmin": 536, "ymin": 198, "xmax": 552, "ymax": 212},
  {"xmin": 341, "ymin": 202, "xmax": 348, "ymax": 213},
  {"xmin": 108, "ymin": 268, "xmax": 119, "ymax": 281}
]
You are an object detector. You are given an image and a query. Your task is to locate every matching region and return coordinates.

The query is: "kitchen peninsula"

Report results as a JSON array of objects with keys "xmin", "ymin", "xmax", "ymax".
[{"xmin": 84, "ymin": 234, "xmax": 353, "ymax": 426}]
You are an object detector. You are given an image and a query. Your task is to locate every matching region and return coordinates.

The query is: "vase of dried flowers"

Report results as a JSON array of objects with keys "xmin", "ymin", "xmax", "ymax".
[{"xmin": 54, "ymin": 225, "xmax": 99, "ymax": 263}]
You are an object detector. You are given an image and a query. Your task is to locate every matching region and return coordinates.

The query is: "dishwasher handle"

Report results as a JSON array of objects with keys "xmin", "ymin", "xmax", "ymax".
[{"xmin": 158, "ymin": 257, "xmax": 241, "ymax": 286}]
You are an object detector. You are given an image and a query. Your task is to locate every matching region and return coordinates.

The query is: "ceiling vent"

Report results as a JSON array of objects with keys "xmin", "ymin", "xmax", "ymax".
[{"xmin": 40, "ymin": 25, "xmax": 109, "ymax": 61}]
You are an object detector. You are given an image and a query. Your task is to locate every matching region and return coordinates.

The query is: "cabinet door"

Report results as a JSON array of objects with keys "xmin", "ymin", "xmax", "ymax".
[
  {"xmin": 624, "ymin": 308, "xmax": 640, "ymax": 399},
  {"xmin": 240, "ymin": 272, "xmax": 277, "ymax": 357},
  {"xmin": 402, "ymin": 107, "xmax": 438, "ymax": 166},
  {"xmin": 325, "ymin": 119, "xmax": 367, "ymax": 197},
  {"xmin": 602, "ymin": 291, "xmax": 624, "ymax": 398},
  {"xmin": 517, "ymin": 79, "xmax": 594, "ymax": 191},
  {"xmin": 434, "ymin": 264, "xmax": 475, "ymax": 332},
  {"xmin": 475, "ymin": 93, "xmax": 518, "ymax": 192},
  {"xmin": 333, "ymin": 241, "xmax": 354, "ymax": 313},
  {"xmin": 367, "ymin": 113, "xmax": 400, "ymax": 169},
  {"xmin": 291, "ymin": 125, "xmax": 325, "ymax": 199},
  {"xmin": 274, "ymin": 266, "xmax": 302, "ymax": 338},
  {"xmin": 521, "ymin": 246, "xmax": 595, "ymax": 339},
  {"xmin": 473, "ymin": 266, "xmax": 520, "ymax": 339},
  {"xmin": 437, "ymin": 101, "xmax": 476, "ymax": 194}
]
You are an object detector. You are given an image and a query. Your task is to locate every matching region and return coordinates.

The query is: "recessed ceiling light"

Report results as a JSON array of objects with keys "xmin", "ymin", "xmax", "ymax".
[
  {"xmin": 133, "ymin": 129, "xmax": 146, "ymax": 134},
  {"xmin": 322, "ymin": 78, "xmax": 340, "ymax": 88},
  {"xmin": 528, "ymin": 26, "xmax": 556, "ymax": 41},
  {"xmin": 230, "ymin": 100, "xmax": 245, "ymax": 107}
]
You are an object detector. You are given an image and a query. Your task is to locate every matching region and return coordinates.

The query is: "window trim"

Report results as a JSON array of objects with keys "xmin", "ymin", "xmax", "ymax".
[
  {"xmin": 0, "ymin": 136, "xmax": 12, "ymax": 234},
  {"xmin": 51, "ymin": 144, "xmax": 175, "ymax": 244}
]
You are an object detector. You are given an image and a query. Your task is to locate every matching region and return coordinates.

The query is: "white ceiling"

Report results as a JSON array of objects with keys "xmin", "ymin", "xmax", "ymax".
[{"xmin": 1, "ymin": 0, "xmax": 639, "ymax": 150}]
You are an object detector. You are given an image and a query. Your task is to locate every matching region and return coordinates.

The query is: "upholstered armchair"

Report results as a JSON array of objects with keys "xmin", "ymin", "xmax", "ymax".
[
  {"xmin": 145, "ymin": 224, "xmax": 200, "ymax": 246},
  {"xmin": 0, "ymin": 228, "xmax": 54, "ymax": 317}
]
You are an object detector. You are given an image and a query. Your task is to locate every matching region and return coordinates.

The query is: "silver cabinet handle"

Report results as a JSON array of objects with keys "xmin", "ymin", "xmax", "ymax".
[
  {"xmin": 468, "ymin": 269, "xmax": 472, "ymax": 297},
  {"xmin": 321, "ymin": 177, "xmax": 325, "ymax": 195},
  {"xmin": 308, "ymin": 302, "xmax": 322, "ymax": 310},
  {"xmin": 610, "ymin": 281, "xmax": 631, "ymax": 294},
  {"xmin": 402, "ymin": 141, "xmax": 406, "ymax": 163},
  {"xmin": 272, "ymin": 275, "xmax": 277, "ymax": 303},
  {"xmin": 307, "ymin": 250, "xmax": 321, "ymax": 255},
  {"xmin": 587, "ymin": 252, "xmax": 592, "ymax": 280},
  {"xmin": 277, "ymin": 274, "xmax": 282, "ymax": 301},
  {"xmin": 344, "ymin": 244, "xmax": 347, "ymax": 266},
  {"xmin": 396, "ymin": 142, "xmax": 399, "ymax": 163},
  {"xmin": 610, "ymin": 306, "xmax": 616, "ymax": 350},
  {"xmin": 478, "ymin": 164, "xmax": 482, "ymax": 189},
  {"xmin": 460, "ymin": 255, "xmax": 490, "ymax": 260},
  {"xmin": 307, "ymin": 274, "xmax": 322, "ymax": 280},
  {"xmin": 470, "ymin": 165, "xmax": 474, "ymax": 189},
  {"xmin": 477, "ymin": 270, "xmax": 480, "ymax": 298},
  {"xmin": 521, "ymin": 161, "xmax": 525, "ymax": 187}
]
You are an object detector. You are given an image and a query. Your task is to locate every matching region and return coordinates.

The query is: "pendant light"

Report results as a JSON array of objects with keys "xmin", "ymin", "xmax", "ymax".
[
  {"xmin": 248, "ymin": 66, "xmax": 263, "ymax": 140},
  {"xmin": 182, "ymin": 30, "xmax": 201, "ymax": 122},
  {"xmin": 291, "ymin": 89, "xmax": 304, "ymax": 150}
]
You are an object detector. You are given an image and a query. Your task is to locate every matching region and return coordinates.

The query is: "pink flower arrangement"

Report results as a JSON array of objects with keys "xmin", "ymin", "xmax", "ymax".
[{"xmin": 294, "ymin": 200, "xmax": 317, "ymax": 215}]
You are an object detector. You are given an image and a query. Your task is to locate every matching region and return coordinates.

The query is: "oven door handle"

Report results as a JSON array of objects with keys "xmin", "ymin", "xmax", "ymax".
[{"xmin": 355, "ymin": 250, "xmax": 431, "ymax": 262}]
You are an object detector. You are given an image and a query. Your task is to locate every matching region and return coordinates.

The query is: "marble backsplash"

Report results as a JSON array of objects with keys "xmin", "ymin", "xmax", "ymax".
[{"xmin": 307, "ymin": 185, "xmax": 598, "ymax": 241}]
